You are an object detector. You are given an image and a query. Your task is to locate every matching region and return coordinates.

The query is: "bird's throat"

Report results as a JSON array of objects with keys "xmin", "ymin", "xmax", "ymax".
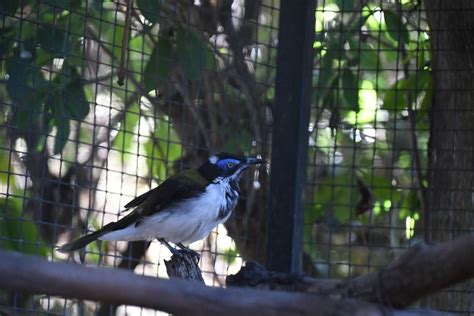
[{"xmin": 230, "ymin": 179, "xmax": 240, "ymax": 193}]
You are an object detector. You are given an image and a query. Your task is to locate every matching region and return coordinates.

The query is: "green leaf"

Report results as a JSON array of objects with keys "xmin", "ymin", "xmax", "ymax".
[
  {"xmin": 382, "ymin": 70, "xmax": 431, "ymax": 110},
  {"xmin": 144, "ymin": 36, "xmax": 172, "ymax": 92},
  {"xmin": 316, "ymin": 38, "xmax": 339, "ymax": 90},
  {"xmin": 341, "ymin": 68, "xmax": 359, "ymax": 112},
  {"xmin": 136, "ymin": 0, "xmax": 162, "ymax": 23},
  {"xmin": 382, "ymin": 88, "xmax": 405, "ymax": 111},
  {"xmin": 64, "ymin": 68, "xmax": 90, "ymax": 121},
  {"xmin": 383, "ymin": 9, "xmax": 409, "ymax": 46},
  {"xmin": 316, "ymin": 54, "xmax": 334, "ymax": 89},
  {"xmin": 44, "ymin": 67, "xmax": 88, "ymax": 154},
  {"xmin": 335, "ymin": 0, "xmax": 354, "ymax": 11},
  {"xmin": 35, "ymin": 48, "xmax": 55, "ymax": 67},
  {"xmin": 145, "ymin": 119, "xmax": 182, "ymax": 179},
  {"xmin": 0, "ymin": 148, "xmax": 14, "ymax": 185},
  {"xmin": 359, "ymin": 42, "xmax": 379, "ymax": 70},
  {"xmin": 369, "ymin": 175, "xmax": 401, "ymax": 204},
  {"xmin": 0, "ymin": 27, "xmax": 15, "ymax": 56},
  {"xmin": 6, "ymin": 56, "xmax": 47, "ymax": 129},
  {"xmin": 53, "ymin": 118, "xmax": 70, "ymax": 155},
  {"xmin": 91, "ymin": 11, "xmax": 124, "ymax": 59},
  {"xmin": 0, "ymin": 0, "xmax": 20, "ymax": 16},
  {"xmin": 144, "ymin": 137, "xmax": 165, "ymax": 180},
  {"xmin": 37, "ymin": 24, "xmax": 71, "ymax": 56},
  {"xmin": 0, "ymin": 198, "xmax": 49, "ymax": 256},
  {"xmin": 314, "ymin": 174, "xmax": 353, "ymax": 223},
  {"xmin": 46, "ymin": 67, "xmax": 89, "ymax": 121},
  {"xmin": 113, "ymin": 102, "xmax": 140, "ymax": 157},
  {"xmin": 36, "ymin": 10, "xmax": 84, "ymax": 58},
  {"xmin": 41, "ymin": 0, "xmax": 81, "ymax": 10},
  {"xmin": 222, "ymin": 247, "xmax": 238, "ymax": 265},
  {"xmin": 176, "ymin": 26, "xmax": 213, "ymax": 80}
]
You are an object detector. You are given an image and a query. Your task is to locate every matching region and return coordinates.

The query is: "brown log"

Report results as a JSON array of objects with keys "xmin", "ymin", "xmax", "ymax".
[
  {"xmin": 228, "ymin": 234, "xmax": 474, "ymax": 308},
  {"xmin": 0, "ymin": 250, "xmax": 388, "ymax": 316}
]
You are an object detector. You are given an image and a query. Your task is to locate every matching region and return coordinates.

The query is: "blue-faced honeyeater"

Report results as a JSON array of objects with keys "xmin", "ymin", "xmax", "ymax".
[{"xmin": 58, "ymin": 153, "xmax": 265, "ymax": 256}]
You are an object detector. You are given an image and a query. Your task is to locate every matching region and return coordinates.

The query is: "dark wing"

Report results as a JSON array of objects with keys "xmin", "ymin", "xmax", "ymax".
[
  {"xmin": 126, "ymin": 169, "xmax": 209, "ymax": 217},
  {"xmin": 124, "ymin": 187, "xmax": 158, "ymax": 209},
  {"xmin": 58, "ymin": 169, "xmax": 209, "ymax": 252}
]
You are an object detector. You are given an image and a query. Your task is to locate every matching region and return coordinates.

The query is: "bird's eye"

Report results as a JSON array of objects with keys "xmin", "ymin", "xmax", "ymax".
[{"xmin": 226, "ymin": 162, "xmax": 235, "ymax": 169}]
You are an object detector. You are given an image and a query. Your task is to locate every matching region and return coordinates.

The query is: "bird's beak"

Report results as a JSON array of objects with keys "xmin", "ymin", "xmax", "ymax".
[{"xmin": 245, "ymin": 157, "xmax": 266, "ymax": 165}]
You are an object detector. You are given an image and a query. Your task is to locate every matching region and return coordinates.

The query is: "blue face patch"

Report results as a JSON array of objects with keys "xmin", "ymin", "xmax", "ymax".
[{"xmin": 217, "ymin": 158, "xmax": 241, "ymax": 172}]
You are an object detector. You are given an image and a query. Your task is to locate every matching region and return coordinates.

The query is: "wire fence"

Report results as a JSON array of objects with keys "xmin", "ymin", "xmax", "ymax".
[
  {"xmin": 306, "ymin": 0, "xmax": 430, "ymax": 278},
  {"xmin": 306, "ymin": 1, "xmax": 473, "ymax": 315},
  {"xmin": 1, "ymin": 0, "xmax": 473, "ymax": 315},
  {"xmin": 1, "ymin": 0, "xmax": 277, "ymax": 314}
]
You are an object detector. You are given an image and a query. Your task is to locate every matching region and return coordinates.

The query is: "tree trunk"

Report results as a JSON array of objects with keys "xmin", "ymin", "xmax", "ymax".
[{"xmin": 425, "ymin": 0, "xmax": 474, "ymax": 311}]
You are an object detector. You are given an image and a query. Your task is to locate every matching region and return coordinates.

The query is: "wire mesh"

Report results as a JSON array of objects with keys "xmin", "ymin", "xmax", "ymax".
[
  {"xmin": 0, "ymin": 0, "xmax": 277, "ymax": 314},
  {"xmin": 306, "ymin": 0, "xmax": 429, "ymax": 278},
  {"xmin": 305, "ymin": 0, "xmax": 473, "ymax": 314},
  {"xmin": 1, "ymin": 0, "xmax": 473, "ymax": 315}
]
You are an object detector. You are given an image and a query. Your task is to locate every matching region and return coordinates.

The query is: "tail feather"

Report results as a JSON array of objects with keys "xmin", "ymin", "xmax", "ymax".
[
  {"xmin": 57, "ymin": 211, "xmax": 140, "ymax": 252},
  {"xmin": 57, "ymin": 229, "xmax": 108, "ymax": 252}
]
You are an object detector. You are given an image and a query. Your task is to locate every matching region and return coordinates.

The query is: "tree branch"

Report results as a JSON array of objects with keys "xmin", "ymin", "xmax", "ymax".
[
  {"xmin": 228, "ymin": 233, "xmax": 474, "ymax": 309},
  {"xmin": 2, "ymin": 234, "xmax": 472, "ymax": 315},
  {"xmin": 117, "ymin": 0, "xmax": 132, "ymax": 86},
  {"xmin": 0, "ymin": 250, "xmax": 388, "ymax": 316}
]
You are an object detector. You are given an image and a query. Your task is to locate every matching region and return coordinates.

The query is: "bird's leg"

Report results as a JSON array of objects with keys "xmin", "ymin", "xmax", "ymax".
[
  {"xmin": 177, "ymin": 242, "xmax": 200, "ymax": 262},
  {"xmin": 158, "ymin": 239, "xmax": 200, "ymax": 263},
  {"xmin": 158, "ymin": 238, "xmax": 182, "ymax": 257}
]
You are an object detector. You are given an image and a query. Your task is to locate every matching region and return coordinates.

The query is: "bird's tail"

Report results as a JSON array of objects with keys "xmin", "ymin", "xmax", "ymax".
[
  {"xmin": 57, "ymin": 211, "xmax": 139, "ymax": 252},
  {"xmin": 57, "ymin": 229, "xmax": 108, "ymax": 253}
]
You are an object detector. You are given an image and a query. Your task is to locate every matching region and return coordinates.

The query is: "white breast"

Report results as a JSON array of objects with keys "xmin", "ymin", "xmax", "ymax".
[{"xmin": 100, "ymin": 182, "xmax": 236, "ymax": 244}]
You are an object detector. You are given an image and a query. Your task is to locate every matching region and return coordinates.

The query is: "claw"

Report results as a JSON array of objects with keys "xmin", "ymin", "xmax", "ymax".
[
  {"xmin": 168, "ymin": 246, "xmax": 184, "ymax": 257},
  {"xmin": 177, "ymin": 243, "xmax": 200, "ymax": 263},
  {"xmin": 182, "ymin": 248, "xmax": 200, "ymax": 263},
  {"xmin": 158, "ymin": 239, "xmax": 200, "ymax": 263}
]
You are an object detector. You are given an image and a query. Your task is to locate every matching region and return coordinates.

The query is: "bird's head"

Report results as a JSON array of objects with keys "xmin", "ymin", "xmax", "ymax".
[{"xmin": 198, "ymin": 152, "xmax": 266, "ymax": 185}]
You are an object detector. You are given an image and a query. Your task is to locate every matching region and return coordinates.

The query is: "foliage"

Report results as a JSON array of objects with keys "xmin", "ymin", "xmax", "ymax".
[
  {"xmin": 0, "ymin": 197, "xmax": 49, "ymax": 257},
  {"xmin": 0, "ymin": 0, "xmax": 432, "ymax": 284},
  {"xmin": 307, "ymin": 0, "xmax": 431, "ymax": 277},
  {"xmin": 0, "ymin": 0, "xmax": 277, "ymax": 275}
]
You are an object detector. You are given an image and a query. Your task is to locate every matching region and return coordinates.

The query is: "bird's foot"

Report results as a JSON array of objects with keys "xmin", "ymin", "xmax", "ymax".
[
  {"xmin": 169, "ymin": 247, "xmax": 200, "ymax": 264},
  {"xmin": 159, "ymin": 239, "xmax": 200, "ymax": 263},
  {"xmin": 179, "ymin": 247, "xmax": 200, "ymax": 263},
  {"xmin": 176, "ymin": 243, "xmax": 200, "ymax": 263}
]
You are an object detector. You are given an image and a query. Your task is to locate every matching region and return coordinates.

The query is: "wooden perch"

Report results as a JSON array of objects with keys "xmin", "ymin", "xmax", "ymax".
[
  {"xmin": 1, "ymin": 234, "xmax": 473, "ymax": 315},
  {"xmin": 164, "ymin": 252, "xmax": 204, "ymax": 282},
  {"xmin": 0, "ymin": 250, "xmax": 392, "ymax": 316},
  {"xmin": 228, "ymin": 233, "xmax": 474, "ymax": 309}
]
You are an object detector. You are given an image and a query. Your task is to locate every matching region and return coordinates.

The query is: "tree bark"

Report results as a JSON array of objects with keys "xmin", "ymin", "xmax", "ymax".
[
  {"xmin": 424, "ymin": 0, "xmax": 474, "ymax": 311},
  {"xmin": 0, "ymin": 250, "xmax": 388, "ymax": 316},
  {"xmin": 164, "ymin": 253, "xmax": 205, "ymax": 282},
  {"xmin": 228, "ymin": 233, "xmax": 474, "ymax": 309},
  {"xmin": 1, "ymin": 240, "xmax": 469, "ymax": 316}
]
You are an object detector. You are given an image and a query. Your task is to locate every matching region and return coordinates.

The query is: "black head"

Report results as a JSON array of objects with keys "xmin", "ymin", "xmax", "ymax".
[{"xmin": 198, "ymin": 152, "xmax": 266, "ymax": 183}]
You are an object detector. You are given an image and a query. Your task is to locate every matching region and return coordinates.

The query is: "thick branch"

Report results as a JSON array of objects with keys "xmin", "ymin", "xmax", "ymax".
[
  {"xmin": 228, "ymin": 234, "xmax": 474, "ymax": 308},
  {"xmin": 0, "ymin": 250, "xmax": 389, "ymax": 316}
]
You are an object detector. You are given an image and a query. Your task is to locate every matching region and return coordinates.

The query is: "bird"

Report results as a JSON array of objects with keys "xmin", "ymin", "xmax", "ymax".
[{"xmin": 58, "ymin": 152, "xmax": 265, "ymax": 258}]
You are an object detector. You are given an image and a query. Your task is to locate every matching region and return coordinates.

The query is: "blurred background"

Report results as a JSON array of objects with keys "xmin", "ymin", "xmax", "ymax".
[{"xmin": 0, "ymin": 0, "xmax": 472, "ymax": 315}]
